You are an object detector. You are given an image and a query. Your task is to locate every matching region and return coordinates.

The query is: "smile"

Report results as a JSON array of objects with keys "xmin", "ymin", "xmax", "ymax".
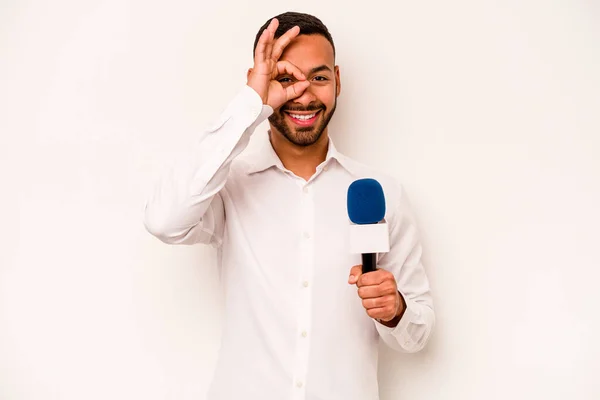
[{"xmin": 284, "ymin": 110, "xmax": 321, "ymax": 126}]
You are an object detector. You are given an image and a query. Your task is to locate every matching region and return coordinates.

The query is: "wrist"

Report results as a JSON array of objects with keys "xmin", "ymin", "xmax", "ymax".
[
  {"xmin": 246, "ymin": 80, "xmax": 267, "ymax": 105},
  {"xmin": 378, "ymin": 291, "xmax": 406, "ymax": 328}
]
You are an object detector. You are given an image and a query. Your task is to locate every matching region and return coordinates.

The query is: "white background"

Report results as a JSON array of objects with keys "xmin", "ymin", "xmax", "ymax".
[{"xmin": 1, "ymin": 0, "xmax": 599, "ymax": 399}]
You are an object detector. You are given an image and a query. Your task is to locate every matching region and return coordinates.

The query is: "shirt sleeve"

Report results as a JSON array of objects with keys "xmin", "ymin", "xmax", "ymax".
[
  {"xmin": 143, "ymin": 85, "xmax": 273, "ymax": 246},
  {"xmin": 373, "ymin": 184, "xmax": 436, "ymax": 353}
]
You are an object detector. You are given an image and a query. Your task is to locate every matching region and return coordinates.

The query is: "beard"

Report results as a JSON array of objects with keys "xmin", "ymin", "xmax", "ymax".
[{"xmin": 268, "ymin": 99, "xmax": 337, "ymax": 147}]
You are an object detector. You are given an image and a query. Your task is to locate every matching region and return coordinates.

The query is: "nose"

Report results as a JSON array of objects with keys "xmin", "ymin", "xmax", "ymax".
[{"xmin": 291, "ymin": 84, "xmax": 317, "ymax": 107}]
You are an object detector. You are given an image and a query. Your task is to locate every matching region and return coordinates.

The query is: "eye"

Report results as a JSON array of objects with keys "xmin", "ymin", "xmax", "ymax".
[
  {"xmin": 278, "ymin": 77, "xmax": 292, "ymax": 83},
  {"xmin": 313, "ymin": 76, "xmax": 328, "ymax": 81}
]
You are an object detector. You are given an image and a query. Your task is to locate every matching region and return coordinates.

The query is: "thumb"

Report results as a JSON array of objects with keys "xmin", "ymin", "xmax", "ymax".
[
  {"xmin": 348, "ymin": 265, "xmax": 362, "ymax": 284},
  {"xmin": 285, "ymin": 80, "xmax": 310, "ymax": 102}
]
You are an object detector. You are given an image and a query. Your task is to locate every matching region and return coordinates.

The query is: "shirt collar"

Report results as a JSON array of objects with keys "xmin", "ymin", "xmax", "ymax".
[{"xmin": 246, "ymin": 131, "xmax": 354, "ymax": 175}]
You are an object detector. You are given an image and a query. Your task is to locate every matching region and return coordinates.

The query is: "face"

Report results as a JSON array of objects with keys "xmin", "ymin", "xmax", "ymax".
[{"xmin": 269, "ymin": 34, "xmax": 341, "ymax": 147}]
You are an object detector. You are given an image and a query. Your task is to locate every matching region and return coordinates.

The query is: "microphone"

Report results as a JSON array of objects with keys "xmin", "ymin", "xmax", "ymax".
[{"xmin": 347, "ymin": 178, "xmax": 390, "ymax": 274}]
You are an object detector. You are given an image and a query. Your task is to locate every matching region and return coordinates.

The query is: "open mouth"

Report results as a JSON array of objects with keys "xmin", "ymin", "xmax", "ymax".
[{"xmin": 284, "ymin": 110, "xmax": 322, "ymax": 126}]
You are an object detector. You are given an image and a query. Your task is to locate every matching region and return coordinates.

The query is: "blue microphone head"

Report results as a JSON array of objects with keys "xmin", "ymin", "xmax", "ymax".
[{"xmin": 347, "ymin": 178, "xmax": 386, "ymax": 224}]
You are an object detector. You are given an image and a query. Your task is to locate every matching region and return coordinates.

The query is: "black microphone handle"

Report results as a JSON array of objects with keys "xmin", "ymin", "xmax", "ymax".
[{"xmin": 362, "ymin": 253, "xmax": 377, "ymax": 274}]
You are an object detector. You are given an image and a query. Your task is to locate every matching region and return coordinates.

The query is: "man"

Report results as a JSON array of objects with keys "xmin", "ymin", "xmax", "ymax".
[{"xmin": 144, "ymin": 11, "xmax": 435, "ymax": 400}]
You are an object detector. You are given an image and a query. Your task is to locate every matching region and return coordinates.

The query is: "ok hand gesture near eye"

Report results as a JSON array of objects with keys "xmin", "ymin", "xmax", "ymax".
[{"xmin": 247, "ymin": 18, "xmax": 310, "ymax": 110}]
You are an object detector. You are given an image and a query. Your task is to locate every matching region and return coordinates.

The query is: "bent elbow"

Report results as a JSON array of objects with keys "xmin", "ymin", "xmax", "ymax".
[
  {"xmin": 144, "ymin": 205, "xmax": 184, "ymax": 244},
  {"xmin": 144, "ymin": 208, "xmax": 172, "ymax": 243}
]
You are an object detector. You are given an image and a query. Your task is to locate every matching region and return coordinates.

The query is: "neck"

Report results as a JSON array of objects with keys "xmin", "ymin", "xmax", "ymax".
[{"xmin": 268, "ymin": 128, "xmax": 330, "ymax": 181}]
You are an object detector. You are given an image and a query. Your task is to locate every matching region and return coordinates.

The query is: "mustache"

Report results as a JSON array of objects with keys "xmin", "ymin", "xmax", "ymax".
[{"xmin": 281, "ymin": 103, "xmax": 325, "ymax": 113}]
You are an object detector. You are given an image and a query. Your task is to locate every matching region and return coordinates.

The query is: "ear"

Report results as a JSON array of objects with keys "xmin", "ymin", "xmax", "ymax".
[
  {"xmin": 334, "ymin": 65, "xmax": 341, "ymax": 97},
  {"xmin": 247, "ymin": 68, "xmax": 253, "ymax": 80}
]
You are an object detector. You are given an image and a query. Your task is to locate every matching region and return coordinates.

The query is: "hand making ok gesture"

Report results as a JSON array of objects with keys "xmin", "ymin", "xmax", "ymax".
[{"xmin": 247, "ymin": 18, "xmax": 311, "ymax": 109}]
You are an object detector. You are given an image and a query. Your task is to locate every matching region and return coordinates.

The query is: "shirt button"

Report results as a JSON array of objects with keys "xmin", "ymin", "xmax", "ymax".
[
  {"xmin": 303, "ymin": 186, "xmax": 309, "ymax": 194},
  {"xmin": 303, "ymin": 232, "xmax": 310, "ymax": 239},
  {"xmin": 296, "ymin": 381, "xmax": 303, "ymax": 388},
  {"xmin": 301, "ymin": 331, "xmax": 308, "ymax": 338},
  {"xmin": 303, "ymin": 281, "xmax": 309, "ymax": 287}
]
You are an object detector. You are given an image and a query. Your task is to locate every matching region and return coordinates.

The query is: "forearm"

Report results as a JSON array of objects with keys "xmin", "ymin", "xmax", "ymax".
[
  {"xmin": 375, "ymin": 293, "xmax": 435, "ymax": 353},
  {"xmin": 144, "ymin": 85, "xmax": 272, "ymax": 244}
]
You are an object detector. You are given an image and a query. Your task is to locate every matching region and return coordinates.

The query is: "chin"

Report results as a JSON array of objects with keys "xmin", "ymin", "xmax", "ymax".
[{"xmin": 287, "ymin": 130, "xmax": 323, "ymax": 147}]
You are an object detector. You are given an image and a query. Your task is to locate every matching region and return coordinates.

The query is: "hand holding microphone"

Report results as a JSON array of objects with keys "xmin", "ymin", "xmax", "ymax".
[
  {"xmin": 348, "ymin": 266, "xmax": 403, "ymax": 323},
  {"xmin": 346, "ymin": 178, "xmax": 405, "ymax": 325}
]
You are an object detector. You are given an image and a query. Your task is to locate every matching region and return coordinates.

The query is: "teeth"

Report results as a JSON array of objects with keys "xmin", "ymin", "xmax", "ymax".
[{"xmin": 289, "ymin": 113, "xmax": 316, "ymax": 120}]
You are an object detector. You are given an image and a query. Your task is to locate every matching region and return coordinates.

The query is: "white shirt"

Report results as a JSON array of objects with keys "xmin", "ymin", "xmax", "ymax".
[{"xmin": 144, "ymin": 85, "xmax": 435, "ymax": 400}]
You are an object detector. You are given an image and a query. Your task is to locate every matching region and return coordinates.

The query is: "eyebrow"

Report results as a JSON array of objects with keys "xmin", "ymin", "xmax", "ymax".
[{"xmin": 309, "ymin": 65, "xmax": 333, "ymax": 75}]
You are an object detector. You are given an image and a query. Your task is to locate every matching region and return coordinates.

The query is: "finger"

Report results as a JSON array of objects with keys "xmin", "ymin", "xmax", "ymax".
[
  {"xmin": 284, "ymin": 80, "xmax": 310, "ymax": 102},
  {"xmin": 357, "ymin": 269, "xmax": 392, "ymax": 287},
  {"xmin": 264, "ymin": 18, "xmax": 278, "ymax": 62},
  {"xmin": 348, "ymin": 265, "xmax": 363, "ymax": 284},
  {"xmin": 362, "ymin": 294, "xmax": 396, "ymax": 310},
  {"xmin": 357, "ymin": 281, "xmax": 397, "ymax": 299},
  {"xmin": 254, "ymin": 28, "xmax": 270, "ymax": 63},
  {"xmin": 275, "ymin": 60, "xmax": 306, "ymax": 81},
  {"xmin": 271, "ymin": 25, "xmax": 300, "ymax": 61}
]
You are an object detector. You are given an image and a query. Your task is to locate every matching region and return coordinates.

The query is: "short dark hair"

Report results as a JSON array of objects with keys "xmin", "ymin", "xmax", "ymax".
[{"xmin": 253, "ymin": 12, "xmax": 336, "ymax": 59}]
